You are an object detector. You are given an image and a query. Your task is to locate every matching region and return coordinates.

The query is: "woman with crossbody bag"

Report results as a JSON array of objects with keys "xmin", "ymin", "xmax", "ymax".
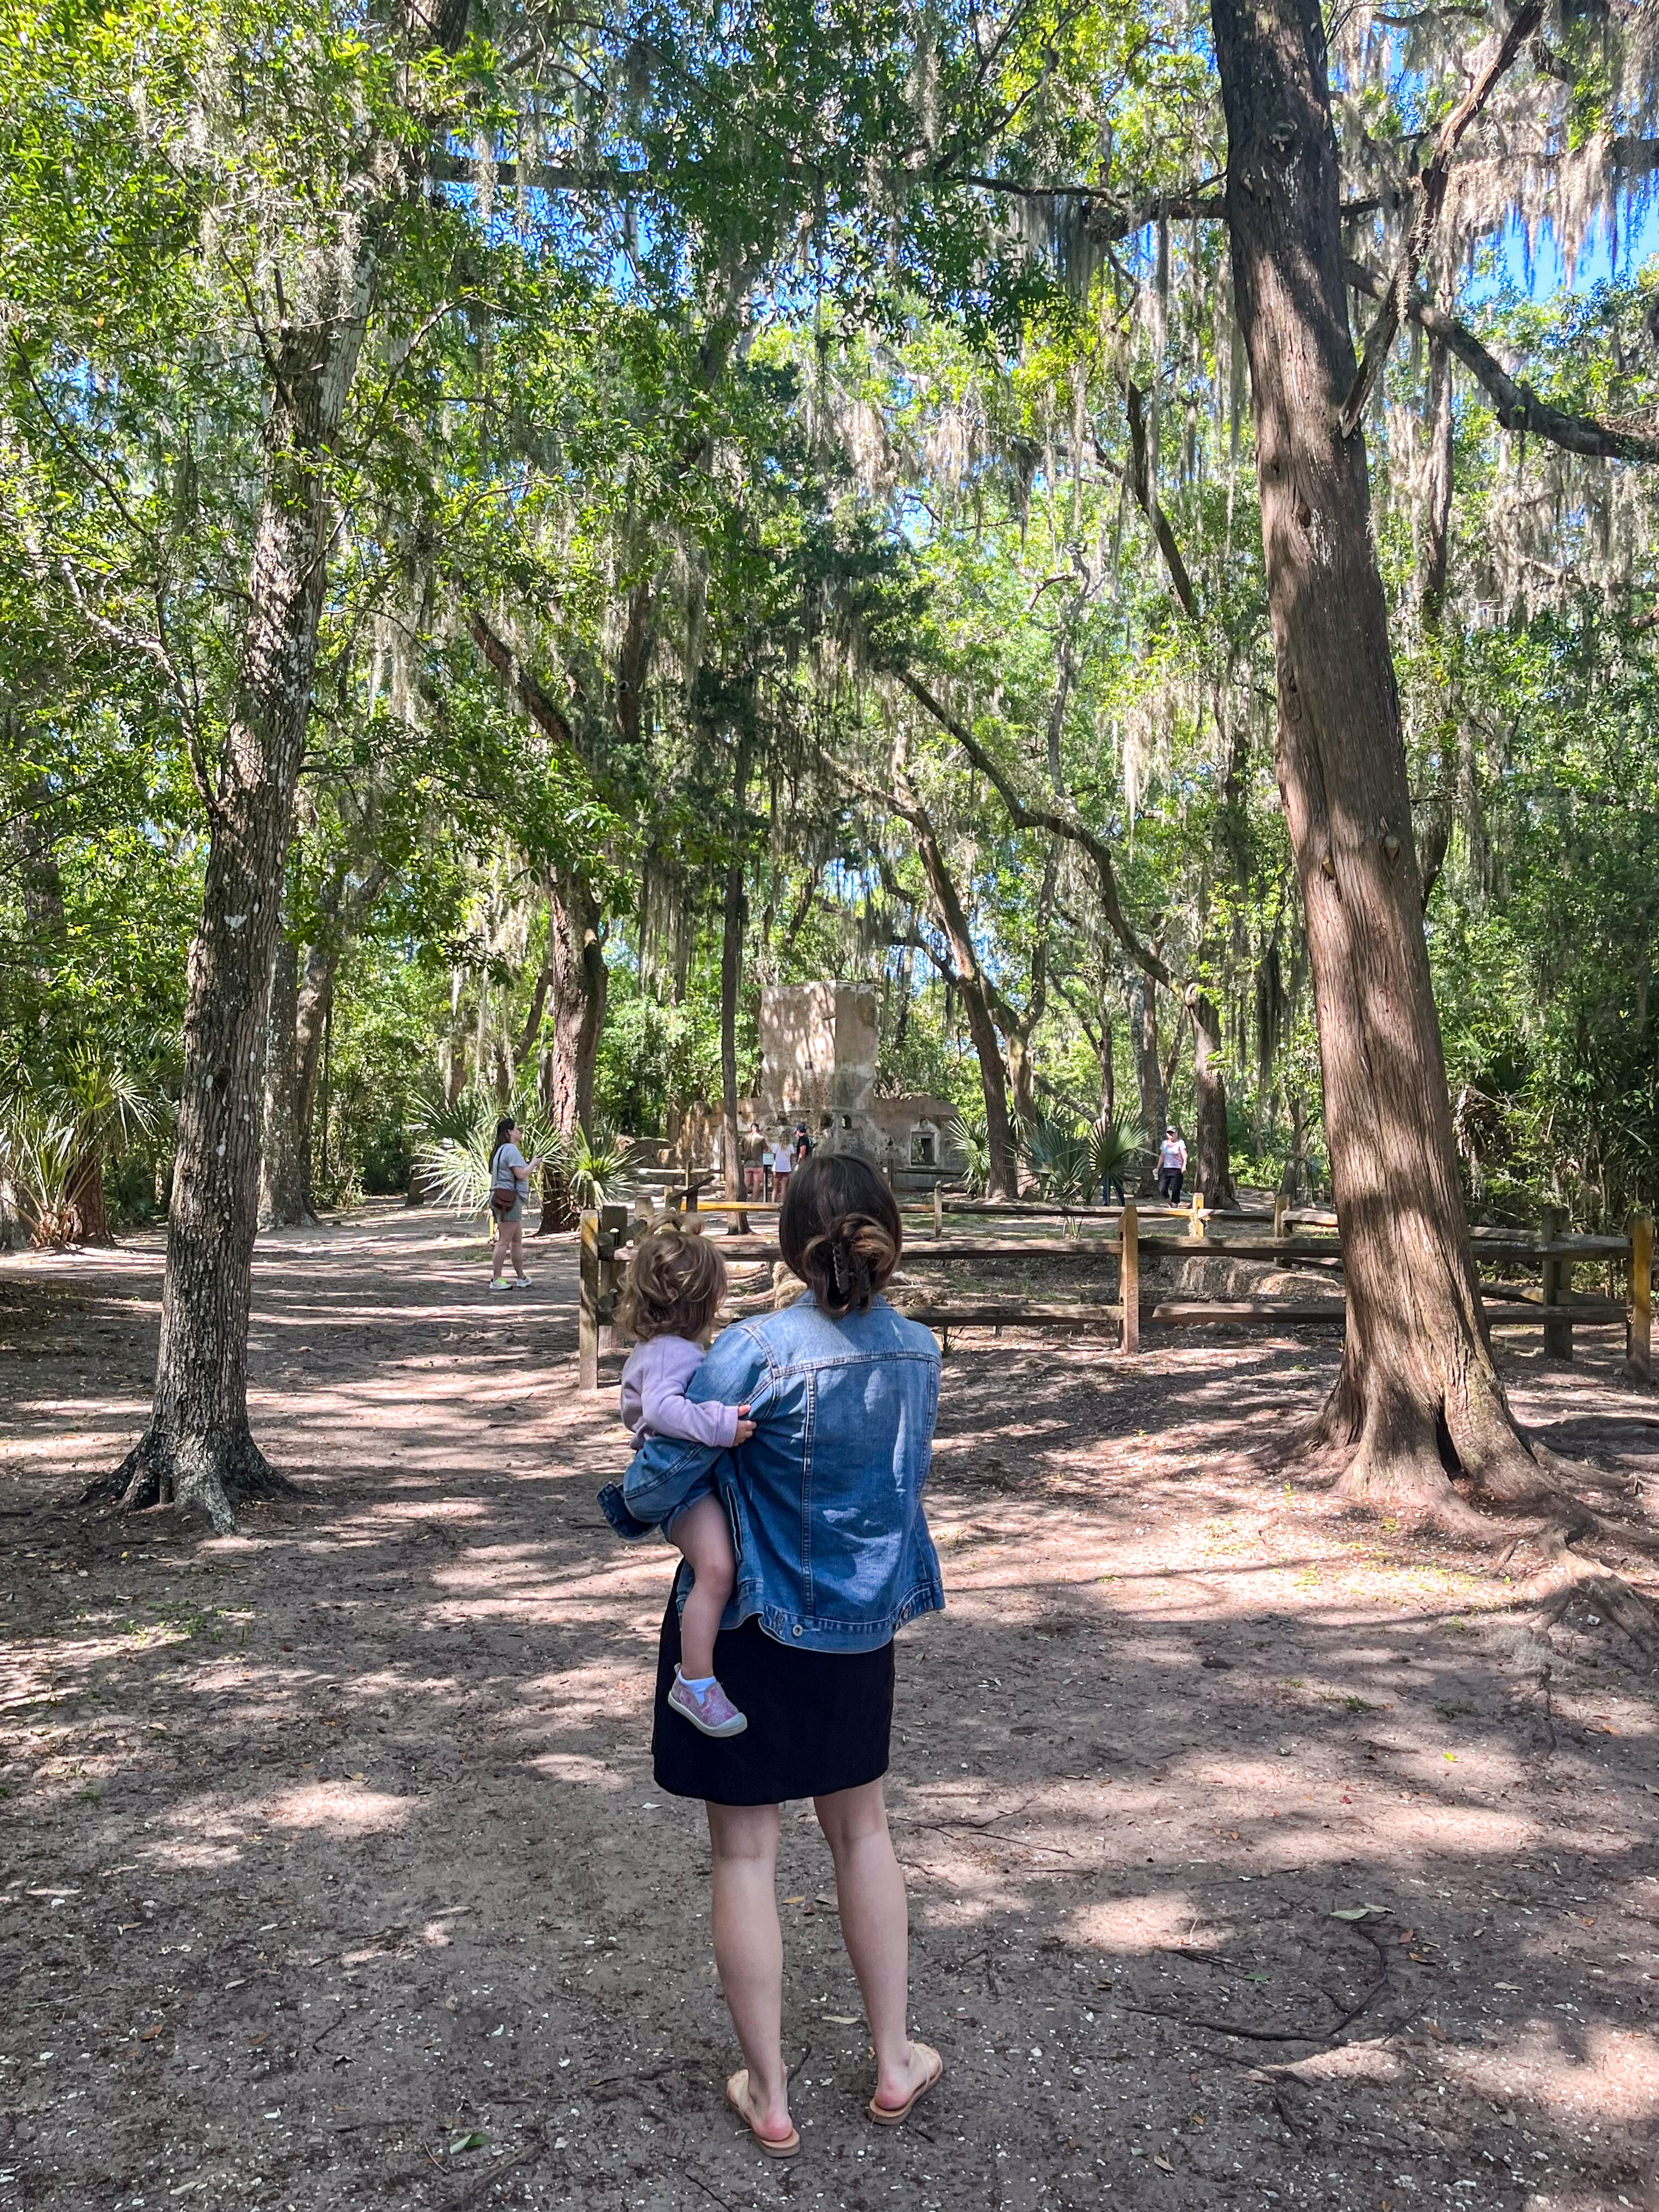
[{"xmin": 488, "ymin": 1118, "xmax": 534, "ymax": 1292}]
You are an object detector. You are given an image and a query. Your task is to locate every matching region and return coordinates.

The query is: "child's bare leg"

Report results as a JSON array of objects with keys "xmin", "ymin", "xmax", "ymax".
[{"xmin": 672, "ymin": 1494, "xmax": 736, "ymax": 1681}]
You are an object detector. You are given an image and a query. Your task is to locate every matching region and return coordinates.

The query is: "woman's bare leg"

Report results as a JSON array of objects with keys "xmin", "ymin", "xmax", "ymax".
[
  {"xmin": 490, "ymin": 1220, "xmax": 510, "ymax": 1279},
  {"xmin": 509, "ymin": 1221, "xmax": 525, "ymax": 1276},
  {"xmin": 672, "ymin": 1496, "xmax": 736, "ymax": 1681},
  {"xmin": 815, "ymin": 1780, "xmax": 934, "ymax": 2109},
  {"xmin": 706, "ymin": 1801, "xmax": 792, "ymax": 2141}
]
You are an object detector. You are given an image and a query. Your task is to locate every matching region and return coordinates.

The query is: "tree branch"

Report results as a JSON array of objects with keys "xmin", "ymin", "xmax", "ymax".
[
  {"xmin": 466, "ymin": 608, "xmax": 579, "ymax": 747},
  {"xmin": 893, "ymin": 667, "xmax": 1172, "ymax": 989},
  {"xmin": 1339, "ymin": 0, "xmax": 1543, "ymax": 437},
  {"xmin": 1344, "ymin": 256, "xmax": 1659, "ymax": 463},
  {"xmin": 1122, "ymin": 382, "xmax": 1201, "ymax": 619}
]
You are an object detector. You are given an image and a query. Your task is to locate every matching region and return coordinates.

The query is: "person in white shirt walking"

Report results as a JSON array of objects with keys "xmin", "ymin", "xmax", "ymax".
[{"xmin": 1156, "ymin": 1126, "xmax": 1188, "ymax": 1205}]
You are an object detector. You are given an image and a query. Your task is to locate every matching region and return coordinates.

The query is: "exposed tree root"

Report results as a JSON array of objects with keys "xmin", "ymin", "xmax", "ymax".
[
  {"xmin": 82, "ymin": 1423, "xmax": 299, "ymax": 1535},
  {"xmin": 1282, "ymin": 1360, "xmax": 1659, "ymax": 1658},
  {"xmin": 1520, "ymin": 1533, "xmax": 1659, "ymax": 1658}
]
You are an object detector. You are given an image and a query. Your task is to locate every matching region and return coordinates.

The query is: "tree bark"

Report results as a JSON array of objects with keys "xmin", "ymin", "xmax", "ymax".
[
  {"xmin": 63, "ymin": 1147, "xmax": 112, "ymax": 1246},
  {"xmin": 1415, "ymin": 335, "xmax": 1455, "ymax": 909},
  {"xmin": 1130, "ymin": 975, "xmax": 1165, "ymax": 1194},
  {"xmin": 295, "ymin": 939, "xmax": 337, "ymax": 1205},
  {"xmin": 887, "ymin": 749, "xmax": 1018, "ymax": 1200},
  {"xmin": 1213, "ymin": 0, "xmax": 1554, "ymax": 1519},
  {"xmin": 1188, "ymin": 989, "xmax": 1238, "ymax": 1207},
  {"xmin": 90, "ymin": 275, "xmax": 375, "ymax": 1530},
  {"xmin": 719, "ymin": 728, "xmax": 754, "ymax": 1206},
  {"xmin": 536, "ymin": 868, "xmax": 607, "ymax": 1232},
  {"xmin": 259, "ymin": 933, "xmax": 311, "ymax": 1227}
]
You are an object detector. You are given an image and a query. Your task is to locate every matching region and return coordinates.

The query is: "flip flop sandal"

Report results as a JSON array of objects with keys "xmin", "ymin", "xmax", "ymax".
[
  {"xmin": 866, "ymin": 2041, "xmax": 943, "ymax": 2127},
  {"xmin": 726, "ymin": 2070, "xmax": 800, "ymax": 2159}
]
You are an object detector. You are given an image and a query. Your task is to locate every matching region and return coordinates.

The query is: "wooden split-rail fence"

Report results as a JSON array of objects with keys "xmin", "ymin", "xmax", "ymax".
[{"xmin": 578, "ymin": 1186, "xmax": 1654, "ymax": 1391}]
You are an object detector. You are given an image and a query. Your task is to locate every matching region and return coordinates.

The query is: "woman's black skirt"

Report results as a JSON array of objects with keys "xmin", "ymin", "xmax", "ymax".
[{"xmin": 651, "ymin": 1593, "xmax": 895, "ymax": 1807}]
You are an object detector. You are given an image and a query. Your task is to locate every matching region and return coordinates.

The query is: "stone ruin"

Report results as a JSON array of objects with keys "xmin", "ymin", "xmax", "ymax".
[{"xmin": 754, "ymin": 983, "xmax": 961, "ymax": 1189}]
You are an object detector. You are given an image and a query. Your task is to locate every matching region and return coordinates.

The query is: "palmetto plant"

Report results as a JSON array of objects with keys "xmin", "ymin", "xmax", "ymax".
[
  {"xmin": 944, "ymin": 1113, "xmax": 990, "ymax": 1199},
  {"xmin": 410, "ymin": 1092, "xmax": 636, "ymax": 1225},
  {"xmin": 1087, "ymin": 1115, "xmax": 1142, "ymax": 1201},
  {"xmin": 1022, "ymin": 1114, "xmax": 1094, "ymax": 1211},
  {"xmin": 411, "ymin": 1089, "xmax": 560, "ymax": 1217},
  {"xmin": 0, "ymin": 1047, "xmax": 167, "ymax": 1246},
  {"xmin": 0, "ymin": 1100, "xmax": 77, "ymax": 1246},
  {"xmin": 567, "ymin": 1123, "xmax": 636, "ymax": 1212}
]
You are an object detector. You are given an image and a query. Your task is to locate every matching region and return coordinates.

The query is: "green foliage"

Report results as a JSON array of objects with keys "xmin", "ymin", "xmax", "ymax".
[
  {"xmin": 1022, "ymin": 1115, "xmax": 1094, "ymax": 1210},
  {"xmin": 1, "ymin": 0, "xmax": 1651, "ymax": 1253},
  {"xmin": 1086, "ymin": 1115, "xmax": 1141, "ymax": 1197},
  {"xmin": 566, "ymin": 1126, "xmax": 638, "ymax": 1214},
  {"xmin": 945, "ymin": 1113, "xmax": 991, "ymax": 1200}
]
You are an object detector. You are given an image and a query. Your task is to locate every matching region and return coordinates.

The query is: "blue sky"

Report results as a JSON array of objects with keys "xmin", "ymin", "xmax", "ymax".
[{"xmin": 1501, "ymin": 195, "xmax": 1659, "ymax": 295}]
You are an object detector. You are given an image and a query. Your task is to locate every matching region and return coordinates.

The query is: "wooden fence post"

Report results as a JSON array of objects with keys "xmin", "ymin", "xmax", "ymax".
[
  {"xmin": 1189, "ymin": 1188, "xmax": 1205, "ymax": 1240},
  {"xmin": 578, "ymin": 1210, "xmax": 600, "ymax": 1390},
  {"xmin": 1272, "ymin": 1190, "xmax": 1288, "ymax": 1245},
  {"xmin": 1628, "ymin": 1212, "xmax": 1653, "ymax": 1384},
  {"xmin": 933, "ymin": 1182, "xmax": 944, "ymax": 1235},
  {"xmin": 1120, "ymin": 1203, "xmax": 1140, "ymax": 1355},
  {"xmin": 1541, "ymin": 1206, "xmax": 1572, "ymax": 1361}
]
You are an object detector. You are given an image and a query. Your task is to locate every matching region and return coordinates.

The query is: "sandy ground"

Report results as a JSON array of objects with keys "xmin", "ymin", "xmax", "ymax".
[{"xmin": 2, "ymin": 1199, "xmax": 1657, "ymax": 2212}]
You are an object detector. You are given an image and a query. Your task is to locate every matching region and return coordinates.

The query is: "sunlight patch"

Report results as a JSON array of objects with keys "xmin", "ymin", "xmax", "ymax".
[{"xmin": 262, "ymin": 1781, "xmax": 410, "ymax": 1836}]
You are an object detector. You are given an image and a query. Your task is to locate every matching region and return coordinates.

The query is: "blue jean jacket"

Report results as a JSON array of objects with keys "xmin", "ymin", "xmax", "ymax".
[{"xmin": 598, "ymin": 1295, "xmax": 945, "ymax": 1653}]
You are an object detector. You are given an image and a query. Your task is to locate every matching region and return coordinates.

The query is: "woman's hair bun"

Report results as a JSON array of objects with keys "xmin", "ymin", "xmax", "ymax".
[{"xmin": 778, "ymin": 1154, "xmax": 902, "ymax": 1317}]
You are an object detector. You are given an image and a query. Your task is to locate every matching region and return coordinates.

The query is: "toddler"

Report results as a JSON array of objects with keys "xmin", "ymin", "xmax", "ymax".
[{"xmin": 614, "ymin": 1223, "xmax": 754, "ymax": 1740}]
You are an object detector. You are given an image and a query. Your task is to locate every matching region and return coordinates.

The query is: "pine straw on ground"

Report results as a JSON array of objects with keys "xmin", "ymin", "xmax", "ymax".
[{"xmin": 1, "ymin": 1200, "xmax": 1656, "ymax": 2212}]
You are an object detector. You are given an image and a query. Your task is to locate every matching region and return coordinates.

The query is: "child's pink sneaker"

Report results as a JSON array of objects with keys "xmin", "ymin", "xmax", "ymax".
[{"xmin": 668, "ymin": 1672, "xmax": 748, "ymax": 1738}]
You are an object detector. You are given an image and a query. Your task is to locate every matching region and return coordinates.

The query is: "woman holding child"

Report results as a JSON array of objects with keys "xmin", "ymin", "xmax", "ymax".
[{"xmin": 600, "ymin": 1154, "xmax": 944, "ymax": 2155}]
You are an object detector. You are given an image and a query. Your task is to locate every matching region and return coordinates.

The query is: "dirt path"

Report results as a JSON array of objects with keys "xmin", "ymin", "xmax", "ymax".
[{"xmin": 2, "ymin": 1201, "xmax": 1656, "ymax": 2212}]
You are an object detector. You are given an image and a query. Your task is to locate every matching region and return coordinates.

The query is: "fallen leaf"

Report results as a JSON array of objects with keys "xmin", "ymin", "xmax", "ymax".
[
  {"xmin": 449, "ymin": 2131, "xmax": 488, "ymax": 2155},
  {"xmin": 1329, "ymin": 1903, "xmax": 1390, "ymax": 1922},
  {"xmin": 823, "ymin": 2013, "xmax": 860, "ymax": 2025},
  {"xmin": 139, "ymin": 2025, "xmax": 163, "ymax": 2042},
  {"xmin": 1154, "ymin": 2153, "xmax": 1174, "ymax": 2172}
]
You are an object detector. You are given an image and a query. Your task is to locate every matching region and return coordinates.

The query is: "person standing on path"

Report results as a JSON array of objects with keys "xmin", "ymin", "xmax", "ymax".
[
  {"xmin": 607, "ymin": 1153, "xmax": 945, "ymax": 2155},
  {"xmin": 487, "ymin": 1117, "xmax": 533, "ymax": 1291},
  {"xmin": 1156, "ymin": 1125, "xmax": 1187, "ymax": 1206},
  {"xmin": 769, "ymin": 1131, "xmax": 794, "ymax": 1205}
]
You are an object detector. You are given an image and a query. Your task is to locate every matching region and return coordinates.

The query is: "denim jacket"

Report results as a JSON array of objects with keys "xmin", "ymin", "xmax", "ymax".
[{"xmin": 598, "ymin": 1295, "xmax": 944, "ymax": 1653}]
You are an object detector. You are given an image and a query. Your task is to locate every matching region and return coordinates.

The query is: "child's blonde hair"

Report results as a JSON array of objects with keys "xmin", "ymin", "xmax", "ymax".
[{"xmin": 617, "ymin": 1222, "xmax": 727, "ymax": 1342}]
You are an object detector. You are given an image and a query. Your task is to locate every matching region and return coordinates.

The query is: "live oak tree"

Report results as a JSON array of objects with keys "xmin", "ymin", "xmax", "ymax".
[
  {"xmin": 4, "ymin": 0, "xmax": 1657, "ymax": 1565},
  {"xmin": 1207, "ymin": 0, "xmax": 1634, "ymax": 1519},
  {"xmin": 25, "ymin": 0, "xmax": 490, "ymax": 1527}
]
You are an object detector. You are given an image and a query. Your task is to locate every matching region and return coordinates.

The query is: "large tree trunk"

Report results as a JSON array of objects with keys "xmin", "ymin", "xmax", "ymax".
[
  {"xmin": 1414, "ymin": 336, "xmax": 1456, "ymax": 909},
  {"xmin": 259, "ymin": 933, "xmax": 311, "ymax": 1227},
  {"xmin": 1214, "ymin": 0, "xmax": 1551, "ymax": 1518},
  {"xmin": 64, "ymin": 1148, "xmax": 112, "ymax": 1246},
  {"xmin": 1188, "ymin": 989, "xmax": 1238, "ymax": 1207},
  {"xmin": 295, "ymin": 939, "xmax": 337, "ymax": 1207},
  {"xmin": 91, "ymin": 284, "xmax": 374, "ymax": 1531},
  {"xmin": 1129, "ymin": 976, "xmax": 1165, "ymax": 1194},
  {"xmin": 535, "ymin": 867, "xmax": 607, "ymax": 1232},
  {"xmin": 719, "ymin": 730, "xmax": 754, "ymax": 1207},
  {"xmin": 891, "ymin": 783, "xmax": 1018, "ymax": 1200}
]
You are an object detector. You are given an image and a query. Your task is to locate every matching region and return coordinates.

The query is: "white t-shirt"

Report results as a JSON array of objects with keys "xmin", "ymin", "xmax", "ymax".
[
  {"xmin": 771, "ymin": 1143, "xmax": 793, "ymax": 1173},
  {"xmin": 1158, "ymin": 1137, "xmax": 1187, "ymax": 1172}
]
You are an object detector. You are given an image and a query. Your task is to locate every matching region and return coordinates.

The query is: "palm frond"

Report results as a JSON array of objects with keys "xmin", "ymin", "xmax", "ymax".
[
  {"xmin": 1086, "ymin": 1115, "xmax": 1141, "ymax": 1190},
  {"xmin": 944, "ymin": 1113, "xmax": 990, "ymax": 1199}
]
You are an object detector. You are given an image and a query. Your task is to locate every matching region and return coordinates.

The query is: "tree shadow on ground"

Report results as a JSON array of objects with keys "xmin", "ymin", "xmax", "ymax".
[{"xmin": 1, "ymin": 1207, "xmax": 1654, "ymax": 2210}]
